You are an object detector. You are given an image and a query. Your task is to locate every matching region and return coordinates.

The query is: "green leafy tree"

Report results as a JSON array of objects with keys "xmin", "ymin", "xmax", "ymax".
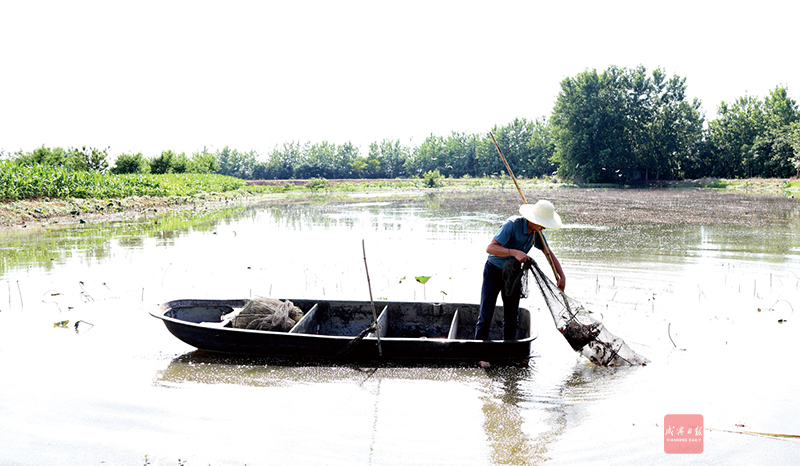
[
  {"xmin": 485, "ymin": 119, "xmax": 556, "ymax": 178},
  {"xmin": 707, "ymin": 95, "xmax": 767, "ymax": 178},
  {"xmin": 634, "ymin": 69, "xmax": 704, "ymax": 180},
  {"xmin": 405, "ymin": 135, "xmax": 446, "ymax": 177},
  {"xmin": 333, "ymin": 142, "xmax": 359, "ymax": 178},
  {"xmin": 251, "ymin": 160, "xmax": 270, "ymax": 179},
  {"xmin": 350, "ymin": 158, "xmax": 368, "ymax": 178},
  {"xmin": 552, "ymin": 66, "xmax": 702, "ymax": 183},
  {"xmin": 551, "ymin": 66, "xmax": 631, "ymax": 182},
  {"xmin": 750, "ymin": 126, "xmax": 797, "ymax": 178},
  {"xmin": 216, "ymin": 146, "xmax": 257, "ymax": 179},
  {"xmin": 493, "ymin": 120, "xmax": 534, "ymax": 177},
  {"xmin": 442, "ymin": 132, "xmax": 480, "ymax": 178},
  {"xmin": 111, "ymin": 152, "xmax": 150, "ymax": 174},
  {"xmin": 188, "ymin": 149, "xmax": 219, "ymax": 174},
  {"xmin": 352, "ymin": 152, "xmax": 381, "ymax": 178},
  {"xmin": 753, "ymin": 86, "xmax": 800, "ymax": 178},
  {"xmin": 14, "ymin": 145, "xmax": 69, "ymax": 167},
  {"xmin": 764, "ymin": 86, "xmax": 799, "ymax": 129},
  {"xmin": 296, "ymin": 142, "xmax": 336, "ymax": 178},
  {"xmin": 296, "ymin": 141, "xmax": 360, "ymax": 179},
  {"xmin": 265, "ymin": 142, "xmax": 303, "ymax": 179},
  {"xmin": 150, "ymin": 150, "xmax": 178, "ymax": 174},
  {"xmin": 367, "ymin": 139, "xmax": 410, "ymax": 178},
  {"xmin": 170, "ymin": 152, "xmax": 190, "ymax": 173},
  {"xmin": 707, "ymin": 86, "xmax": 798, "ymax": 178},
  {"xmin": 681, "ymin": 136, "xmax": 717, "ymax": 179},
  {"xmin": 789, "ymin": 122, "xmax": 800, "ymax": 177},
  {"xmin": 527, "ymin": 117, "xmax": 557, "ymax": 177},
  {"xmin": 67, "ymin": 146, "xmax": 110, "ymax": 173},
  {"xmin": 473, "ymin": 133, "xmax": 505, "ymax": 177}
]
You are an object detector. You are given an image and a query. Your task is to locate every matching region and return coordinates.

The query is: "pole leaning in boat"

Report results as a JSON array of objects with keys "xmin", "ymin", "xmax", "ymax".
[
  {"xmin": 362, "ymin": 239, "xmax": 382, "ymax": 357},
  {"xmin": 489, "ymin": 132, "xmax": 561, "ymax": 283}
]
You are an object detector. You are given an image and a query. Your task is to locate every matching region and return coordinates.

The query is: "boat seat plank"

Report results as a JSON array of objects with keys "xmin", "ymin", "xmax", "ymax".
[
  {"xmin": 196, "ymin": 307, "xmax": 241, "ymax": 328},
  {"xmin": 447, "ymin": 308, "xmax": 459, "ymax": 340},
  {"xmin": 288, "ymin": 303, "xmax": 319, "ymax": 334},
  {"xmin": 367, "ymin": 305, "xmax": 389, "ymax": 338}
]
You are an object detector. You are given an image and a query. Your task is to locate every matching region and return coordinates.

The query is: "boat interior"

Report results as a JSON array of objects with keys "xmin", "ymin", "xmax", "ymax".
[{"xmin": 164, "ymin": 299, "xmax": 531, "ymax": 341}]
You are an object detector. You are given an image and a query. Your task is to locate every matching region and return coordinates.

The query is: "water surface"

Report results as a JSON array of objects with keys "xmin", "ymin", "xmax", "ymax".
[{"xmin": 1, "ymin": 190, "xmax": 798, "ymax": 465}]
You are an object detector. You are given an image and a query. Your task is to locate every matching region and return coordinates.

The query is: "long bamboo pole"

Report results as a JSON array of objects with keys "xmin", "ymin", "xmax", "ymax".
[
  {"xmin": 489, "ymin": 132, "xmax": 561, "ymax": 283},
  {"xmin": 490, "ymin": 132, "xmax": 527, "ymax": 204}
]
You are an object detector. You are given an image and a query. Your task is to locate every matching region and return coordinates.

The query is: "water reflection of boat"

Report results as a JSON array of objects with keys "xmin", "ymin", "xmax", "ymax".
[{"xmin": 150, "ymin": 298, "xmax": 535, "ymax": 364}]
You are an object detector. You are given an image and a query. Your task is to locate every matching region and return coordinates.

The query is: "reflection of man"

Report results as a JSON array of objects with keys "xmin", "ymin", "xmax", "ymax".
[{"xmin": 475, "ymin": 200, "xmax": 565, "ymax": 340}]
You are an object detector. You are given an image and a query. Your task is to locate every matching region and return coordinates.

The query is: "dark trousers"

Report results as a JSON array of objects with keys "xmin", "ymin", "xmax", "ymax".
[{"xmin": 475, "ymin": 261, "xmax": 520, "ymax": 340}]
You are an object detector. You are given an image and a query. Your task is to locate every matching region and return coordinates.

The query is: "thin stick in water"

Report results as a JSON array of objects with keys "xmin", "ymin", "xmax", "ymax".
[
  {"xmin": 668, "ymin": 323, "xmax": 677, "ymax": 348},
  {"xmin": 17, "ymin": 280, "xmax": 23, "ymax": 310}
]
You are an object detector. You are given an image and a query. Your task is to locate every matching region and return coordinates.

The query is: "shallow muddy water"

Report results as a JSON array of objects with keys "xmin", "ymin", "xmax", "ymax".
[{"xmin": 1, "ymin": 189, "xmax": 798, "ymax": 465}]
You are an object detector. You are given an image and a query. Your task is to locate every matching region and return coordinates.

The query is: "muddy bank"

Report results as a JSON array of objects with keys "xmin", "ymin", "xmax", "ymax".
[
  {"xmin": 0, "ymin": 188, "xmax": 430, "ymax": 230},
  {"xmin": 442, "ymin": 186, "xmax": 799, "ymax": 227},
  {"xmin": 0, "ymin": 193, "xmax": 263, "ymax": 229}
]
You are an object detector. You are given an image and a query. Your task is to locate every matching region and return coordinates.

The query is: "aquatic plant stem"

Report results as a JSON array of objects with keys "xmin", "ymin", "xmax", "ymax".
[{"xmin": 706, "ymin": 427, "xmax": 800, "ymax": 442}]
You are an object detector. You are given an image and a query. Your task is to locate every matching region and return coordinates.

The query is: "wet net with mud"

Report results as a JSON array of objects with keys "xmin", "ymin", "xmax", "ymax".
[
  {"xmin": 231, "ymin": 297, "xmax": 304, "ymax": 332},
  {"xmin": 503, "ymin": 259, "xmax": 649, "ymax": 366}
]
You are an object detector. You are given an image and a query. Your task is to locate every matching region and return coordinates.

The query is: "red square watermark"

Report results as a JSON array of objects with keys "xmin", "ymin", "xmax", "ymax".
[{"xmin": 664, "ymin": 414, "xmax": 704, "ymax": 454}]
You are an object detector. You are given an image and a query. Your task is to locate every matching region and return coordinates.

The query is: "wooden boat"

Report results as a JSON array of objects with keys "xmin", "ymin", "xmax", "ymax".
[{"xmin": 150, "ymin": 298, "xmax": 536, "ymax": 364}]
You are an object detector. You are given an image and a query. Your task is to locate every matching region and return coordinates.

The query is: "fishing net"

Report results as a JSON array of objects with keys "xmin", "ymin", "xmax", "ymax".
[
  {"xmin": 503, "ymin": 259, "xmax": 530, "ymax": 299},
  {"xmin": 505, "ymin": 259, "xmax": 649, "ymax": 366},
  {"xmin": 232, "ymin": 297, "xmax": 304, "ymax": 332}
]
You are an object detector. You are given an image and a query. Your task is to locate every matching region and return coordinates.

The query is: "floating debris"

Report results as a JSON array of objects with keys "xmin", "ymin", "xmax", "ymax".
[{"xmin": 74, "ymin": 320, "xmax": 94, "ymax": 334}]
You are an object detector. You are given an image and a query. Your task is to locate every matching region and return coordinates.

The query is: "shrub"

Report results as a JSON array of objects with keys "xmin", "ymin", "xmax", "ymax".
[
  {"xmin": 423, "ymin": 169, "xmax": 444, "ymax": 188},
  {"xmin": 307, "ymin": 177, "xmax": 328, "ymax": 190}
]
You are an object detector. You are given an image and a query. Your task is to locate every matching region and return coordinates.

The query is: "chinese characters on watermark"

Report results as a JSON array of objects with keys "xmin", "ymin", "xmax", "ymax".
[{"xmin": 664, "ymin": 414, "xmax": 703, "ymax": 454}]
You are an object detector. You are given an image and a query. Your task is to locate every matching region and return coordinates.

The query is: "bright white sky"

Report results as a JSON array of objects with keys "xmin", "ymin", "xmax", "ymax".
[{"xmin": 1, "ymin": 0, "xmax": 797, "ymax": 160}]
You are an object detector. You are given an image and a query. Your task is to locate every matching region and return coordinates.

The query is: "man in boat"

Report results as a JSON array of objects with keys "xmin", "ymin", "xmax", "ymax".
[{"xmin": 475, "ymin": 200, "xmax": 566, "ymax": 341}]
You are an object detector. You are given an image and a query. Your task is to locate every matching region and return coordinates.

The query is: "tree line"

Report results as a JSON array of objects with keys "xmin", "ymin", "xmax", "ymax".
[{"xmin": 5, "ymin": 65, "xmax": 800, "ymax": 183}]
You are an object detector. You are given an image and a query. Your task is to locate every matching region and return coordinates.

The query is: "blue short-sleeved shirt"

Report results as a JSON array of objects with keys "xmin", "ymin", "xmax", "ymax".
[{"xmin": 487, "ymin": 216, "xmax": 547, "ymax": 269}]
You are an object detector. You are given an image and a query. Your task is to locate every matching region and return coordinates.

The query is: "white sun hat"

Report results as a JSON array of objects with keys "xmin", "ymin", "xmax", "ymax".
[{"xmin": 519, "ymin": 200, "xmax": 562, "ymax": 230}]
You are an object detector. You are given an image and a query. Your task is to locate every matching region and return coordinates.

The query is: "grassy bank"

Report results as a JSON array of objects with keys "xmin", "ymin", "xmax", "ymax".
[{"xmin": 665, "ymin": 177, "xmax": 799, "ymax": 195}]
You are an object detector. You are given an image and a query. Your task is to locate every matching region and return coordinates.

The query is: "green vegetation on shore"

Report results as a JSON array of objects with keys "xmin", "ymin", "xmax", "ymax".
[
  {"xmin": 0, "ymin": 161, "xmax": 246, "ymax": 200},
  {"xmin": 2, "ymin": 157, "xmax": 798, "ymax": 204}
]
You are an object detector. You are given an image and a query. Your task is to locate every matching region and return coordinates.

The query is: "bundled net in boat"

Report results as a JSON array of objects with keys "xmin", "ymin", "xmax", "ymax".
[
  {"xmin": 504, "ymin": 259, "xmax": 648, "ymax": 366},
  {"xmin": 232, "ymin": 297, "xmax": 304, "ymax": 332}
]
